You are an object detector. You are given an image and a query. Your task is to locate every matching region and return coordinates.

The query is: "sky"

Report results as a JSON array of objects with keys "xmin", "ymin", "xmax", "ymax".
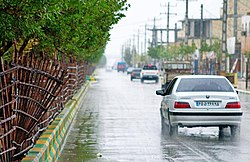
[{"xmin": 104, "ymin": 0, "xmax": 223, "ymax": 64}]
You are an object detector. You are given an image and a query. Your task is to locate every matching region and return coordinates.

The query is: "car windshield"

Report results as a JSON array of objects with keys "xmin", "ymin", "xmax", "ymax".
[
  {"xmin": 176, "ymin": 78, "xmax": 234, "ymax": 92},
  {"xmin": 143, "ymin": 65, "xmax": 157, "ymax": 70}
]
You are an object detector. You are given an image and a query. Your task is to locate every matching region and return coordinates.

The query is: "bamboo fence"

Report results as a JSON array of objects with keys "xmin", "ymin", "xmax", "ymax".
[{"xmin": 0, "ymin": 52, "xmax": 93, "ymax": 162}]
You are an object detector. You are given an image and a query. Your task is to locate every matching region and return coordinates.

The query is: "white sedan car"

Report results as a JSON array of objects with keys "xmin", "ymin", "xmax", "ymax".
[{"xmin": 156, "ymin": 75, "xmax": 243, "ymax": 138}]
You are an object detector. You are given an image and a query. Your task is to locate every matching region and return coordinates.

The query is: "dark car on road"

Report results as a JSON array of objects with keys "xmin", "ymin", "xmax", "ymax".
[{"xmin": 131, "ymin": 68, "xmax": 142, "ymax": 81}]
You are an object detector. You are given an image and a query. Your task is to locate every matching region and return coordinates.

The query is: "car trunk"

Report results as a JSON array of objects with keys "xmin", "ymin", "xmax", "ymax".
[{"xmin": 176, "ymin": 92, "xmax": 238, "ymax": 109}]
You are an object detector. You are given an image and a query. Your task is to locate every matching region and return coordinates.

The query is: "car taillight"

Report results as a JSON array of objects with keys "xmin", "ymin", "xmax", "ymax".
[
  {"xmin": 225, "ymin": 102, "xmax": 241, "ymax": 108},
  {"xmin": 174, "ymin": 102, "xmax": 190, "ymax": 108}
]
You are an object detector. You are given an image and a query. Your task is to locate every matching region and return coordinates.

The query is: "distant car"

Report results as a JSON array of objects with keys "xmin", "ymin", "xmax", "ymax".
[
  {"xmin": 131, "ymin": 68, "xmax": 141, "ymax": 81},
  {"xmin": 156, "ymin": 75, "xmax": 243, "ymax": 139},
  {"xmin": 141, "ymin": 64, "xmax": 159, "ymax": 83},
  {"xmin": 127, "ymin": 67, "xmax": 134, "ymax": 75},
  {"xmin": 117, "ymin": 62, "xmax": 126, "ymax": 72},
  {"xmin": 105, "ymin": 65, "xmax": 113, "ymax": 72}
]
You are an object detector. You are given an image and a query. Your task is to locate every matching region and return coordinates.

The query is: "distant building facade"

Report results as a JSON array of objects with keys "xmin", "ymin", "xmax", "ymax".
[{"xmin": 178, "ymin": 18, "xmax": 222, "ymax": 48}]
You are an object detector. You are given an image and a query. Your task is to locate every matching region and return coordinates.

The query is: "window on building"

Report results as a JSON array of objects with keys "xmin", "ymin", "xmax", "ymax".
[
  {"xmin": 203, "ymin": 21, "xmax": 208, "ymax": 38},
  {"xmin": 194, "ymin": 21, "xmax": 200, "ymax": 38}
]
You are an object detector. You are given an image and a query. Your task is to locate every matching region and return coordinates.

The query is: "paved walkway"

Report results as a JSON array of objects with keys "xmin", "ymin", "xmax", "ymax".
[{"xmin": 237, "ymin": 79, "xmax": 250, "ymax": 94}]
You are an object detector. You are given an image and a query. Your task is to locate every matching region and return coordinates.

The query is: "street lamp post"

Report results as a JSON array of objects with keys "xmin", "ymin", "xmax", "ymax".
[
  {"xmin": 246, "ymin": 57, "xmax": 248, "ymax": 89},
  {"xmin": 242, "ymin": 30, "xmax": 248, "ymax": 89}
]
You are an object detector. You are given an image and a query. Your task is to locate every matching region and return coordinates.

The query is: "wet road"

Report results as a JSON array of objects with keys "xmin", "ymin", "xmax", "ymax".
[{"xmin": 58, "ymin": 69, "xmax": 250, "ymax": 162}]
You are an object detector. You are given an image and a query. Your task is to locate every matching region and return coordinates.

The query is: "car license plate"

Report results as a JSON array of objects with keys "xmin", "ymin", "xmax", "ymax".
[{"xmin": 196, "ymin": 101, "xmax": 220, "ymax": 107}]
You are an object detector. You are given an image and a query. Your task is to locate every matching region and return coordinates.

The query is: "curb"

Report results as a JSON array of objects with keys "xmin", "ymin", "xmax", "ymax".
[
  {"xmin": 236, "ymin": 89, "xmax": 250, "ymax": 95},
  {"xmin": 22, "ymin": 81, "xmax": 90, "ymax": 162}
]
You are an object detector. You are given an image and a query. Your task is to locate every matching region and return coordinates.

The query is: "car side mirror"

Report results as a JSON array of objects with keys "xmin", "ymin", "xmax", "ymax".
[{"xmin": 156, "ymin": 90, "xmax": 165, "ymax": 96}]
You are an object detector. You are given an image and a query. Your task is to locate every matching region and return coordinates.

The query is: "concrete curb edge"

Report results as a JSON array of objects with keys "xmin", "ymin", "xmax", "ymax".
[{"xmin": 22, "ymin": 81, "xmax": 90, "ymax": 162}]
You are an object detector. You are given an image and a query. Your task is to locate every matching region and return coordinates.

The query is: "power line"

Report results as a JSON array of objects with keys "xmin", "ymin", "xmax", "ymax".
[{"xmin": 113, "ymin": 20, "xmax": 154, "ymax": 28}]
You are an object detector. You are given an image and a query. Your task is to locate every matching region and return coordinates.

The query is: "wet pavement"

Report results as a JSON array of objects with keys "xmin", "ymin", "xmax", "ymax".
[{"xmin": 58, "ymin": 69, "xmax": 250, "ymax": 162}]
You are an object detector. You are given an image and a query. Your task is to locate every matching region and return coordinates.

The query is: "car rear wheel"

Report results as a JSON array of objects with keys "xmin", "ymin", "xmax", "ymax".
[
  {"xmin": 166, "ymin": 109, "xmax": 178, "ymax": 136},
  {"xmin": 169, "ymin": 124, "xmax": 178, "ymax": 136},
  {"xmin": 218, "ymin": 126, "xmax": 227, "ymax": 139},
  {"xmin": 160, "ymin": 109, "xmax": 168, "ymax": 133},
  {"xmin": 230, "ymin": 125, "xmax": 240, "ymax": 140}
]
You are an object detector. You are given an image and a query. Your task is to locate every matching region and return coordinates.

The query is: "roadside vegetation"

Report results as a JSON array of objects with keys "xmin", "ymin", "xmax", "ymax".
[{"xmin": 0, "ymin": 0, "xmax": 129, "ymax": 63}]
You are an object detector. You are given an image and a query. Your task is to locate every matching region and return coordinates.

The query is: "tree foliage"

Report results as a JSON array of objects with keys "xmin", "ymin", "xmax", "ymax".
[
  {"xmin": 0, "ymin": 0, "xmax": 129, "ymax": 63},
  {"xmin": 179, "ymin": 43, "xmax": 196, "ymax": 56},
  {"xmin": 147, "ymin": 45, "xmax": 163, "ymax": 59},
  {"xmin": 98, "ymin": 55, "xmax": 107, "ymax": 67},
  {"xmin": 200, "ymin": 41, "xmax": 212, "ymax": 53},
  {"xmin": 124, "ymin": 47, "xmax": 132, "ymax": 66},
  {"xmin": 147, "ymin": 43, "xmax": 196, "ymax": 61}
]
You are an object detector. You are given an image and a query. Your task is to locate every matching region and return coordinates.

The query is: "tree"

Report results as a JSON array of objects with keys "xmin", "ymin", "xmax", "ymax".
[
  {"xmin": 200, "ymin": 41, "xmax": 212, "ymax": 53},
  {"xmin": 0, "ymin": 0, "xmax": 129, "ymax": 63},
  {"xmin": 124, "ymin": 47, "xmax": 132, "ymax": 66},
  {"xmin": 211, "ymin": 40, "xmax": 222, "ymax": 60},
  {"xmin": 179, "ymin": 43, "xmax": 196, "ymax": 60},
  {"xmin": 147, "ymin": 45, "xmax": 163, "ymax": 59},
  {"xmin": 98, "ymin": 55, "xmax": 107, "ymax": 67},
  {"xmin": 161, "ymin": 45, "xmax": 181, "ymax": 60}
]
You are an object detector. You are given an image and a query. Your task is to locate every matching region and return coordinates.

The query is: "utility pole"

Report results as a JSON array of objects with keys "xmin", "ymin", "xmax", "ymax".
[
  {"xmin": 200, "ymin": 4, "xmax": 204, "ymax": 74},
  {"xmin": 167, "ymin": 2, "xmax": 170, "ymax": 45},
  {"xmin": 161, "ymin": 2, "xmax": 176, "ymax": 46},
  {"xmin": 144, "ymin": 24, "xmax": 147, "ymax": 55},
  {"xmin": 222, "ymin": 0, "xmax": 228, "ymax": 73},
  {"xmin": 138, "ymin": 29, "xmax": 140, "ymax": 55},
  {"xmin": 148, "ymin": 17, "xmax": 161, "ymax": 47},
  {"xmin": 121, "ymin": 45, "xmax": 124, "ymax": 61},
  {"xmin": 174, "ymin": 23, "xmax": 178, "ymax": 43},
  {"xmin": 132, "ymin": 34, "xmax": 136, "ymax": 67},
  {"xmin": 160, "ymin": 30, "xmax": 163, "ymax": 45},
  {"xmin": 184, "ymin": 0, "xmax": 189, "ymax": 45},
  {"xmin": 233, "ymin": 0, "xmax": 238, "ymax": 43},
  {"xmin": 200, "ymin": 4, "xmax": 203, "ymax": 48},
  {"xmin": 152, "ymin": 17, "xmax": 157, "ymax": 47},
  {"xmin": 233, "ymin": 0, "xmax": 239, "ymax": 75},
  {"xmin": 177, "ymin": 0, "xmax": 196, "ymax": 45}
]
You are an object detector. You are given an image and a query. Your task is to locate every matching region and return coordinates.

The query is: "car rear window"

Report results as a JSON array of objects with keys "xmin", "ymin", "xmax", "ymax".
[
  {"xmin": 133, "ymin": 69, "xmax": 141, "ymax": 72},
  {"xmin": 176, "ymin": 78, "xmax": 234, "ymax": 92},
  {"xmin": 143, "ymin": 65, "xmax": 157, "ymax": 70}
]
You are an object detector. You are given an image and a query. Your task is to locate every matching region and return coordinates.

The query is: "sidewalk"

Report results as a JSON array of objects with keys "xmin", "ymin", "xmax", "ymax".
[{"xmin": 236, "ymin": 79, "xmax": 250, "ymax": 94}]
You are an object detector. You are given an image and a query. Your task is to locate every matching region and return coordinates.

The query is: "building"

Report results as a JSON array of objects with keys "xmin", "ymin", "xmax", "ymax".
[
  {"xmin": 176, "ymin": 1, "xmax": 250, "ymax": 76},
  {"xmin": 176, "ymin": 18, "xmax": 222, "ymax": 74},
  {"xmin": 227, "ymin": 0, "xmax": 250, "ymax": 77},
  {"xmin": 241, "ymin": 14, "xmax": 250, "ymax": 77},
  {"xmin": 178, "ymin": 18, "xmax": 222, "ymax": 47}
]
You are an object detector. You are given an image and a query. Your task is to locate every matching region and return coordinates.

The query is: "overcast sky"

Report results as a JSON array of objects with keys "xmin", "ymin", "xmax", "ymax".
[{"xmin": 104, "ymin": 0, "xmax": 223, "ymax": 63}]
